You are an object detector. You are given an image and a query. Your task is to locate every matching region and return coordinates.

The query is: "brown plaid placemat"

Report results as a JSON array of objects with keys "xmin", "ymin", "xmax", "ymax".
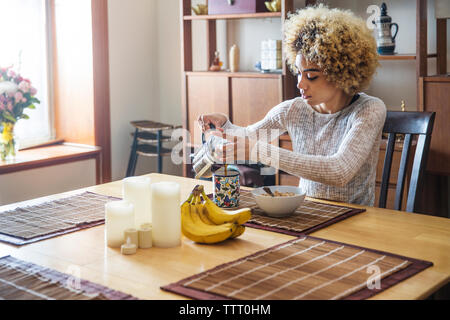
[
  {"xmin": 0, "ymin": 192, "xmax": 120, "ymax": 246},
  {"xmin": 161, "ymin": 235, "xmax": 433, "ymax": 300},
  {"xmin": 0, "ymin": 255, "xmax": 137, "ymax": 300},
  {"xmin": 230, "ymin": 190, "xmax": 365, "ymax": 236}
]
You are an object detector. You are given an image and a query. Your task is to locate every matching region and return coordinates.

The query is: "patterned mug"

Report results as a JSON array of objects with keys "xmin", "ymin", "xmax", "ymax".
[{"xmin": 213, "ymin": 168, "xmax": 240, "ymax": 208}]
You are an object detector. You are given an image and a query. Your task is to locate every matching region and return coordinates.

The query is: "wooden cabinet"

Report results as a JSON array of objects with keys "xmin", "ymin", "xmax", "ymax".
[
  {"xmin": 184, "ymin": 73, "xmax": 284, "ymax": 145},
  {"xmin": 420, "ymin": 76, "xmax": 450, "ymax": 175},
  {"xmin": 231, "ymin": 76, "xmax": 283, "ymax": 126},
  {"xmin": 416, "ymin": 0, "xmax": 449, "ymax": 176},
  {"xmin": 415, "ymin": 0, "xmax": 449, "ymax": 217},
  {"xmin": 186, "ymin": 74, "xmax": 230, "ymax": 145}
]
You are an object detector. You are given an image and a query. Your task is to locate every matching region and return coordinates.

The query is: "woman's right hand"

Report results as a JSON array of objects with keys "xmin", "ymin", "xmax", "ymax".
[{"xmin": 197, "ymin": 113, "xmax": 228, "ymax": 132}]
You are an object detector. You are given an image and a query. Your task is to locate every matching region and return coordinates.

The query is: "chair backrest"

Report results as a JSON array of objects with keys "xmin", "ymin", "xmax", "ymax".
[{"xmin": 379, "ymin": 111, "xmax": 436, "ymax": 213}]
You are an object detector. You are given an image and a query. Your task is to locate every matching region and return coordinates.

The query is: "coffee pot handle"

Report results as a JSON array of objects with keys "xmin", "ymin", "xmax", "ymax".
[
  {"xmin": 201, "ymin": 123, "xmax": 216, "ymax": 144},
  {"xmin": 390, "ymin": 23, "xmax": 399, "ymax": 41}
]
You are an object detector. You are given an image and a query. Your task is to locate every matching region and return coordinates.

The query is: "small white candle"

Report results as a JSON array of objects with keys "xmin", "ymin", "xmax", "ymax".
[
  {"xmin": 123, "ymin": 228, "xmax": 139, "ymax": 247},
  {"xmin": 105, "ymin": 200, "xmax": 135, "ymax": 248},
  {"xmin": 121, "ymin": 236, "xmax": 137, "ymax": 255},
  {"xmin": 138, "ymin": 224, "xmax": 152, "ymax": 249},
  {"xmin": 151, "ymin": 181, "xmax": 181, "ymax": 248},
  {"xmin": 123, "ymin": 176, "xmax": 152, "ymax": 228}
]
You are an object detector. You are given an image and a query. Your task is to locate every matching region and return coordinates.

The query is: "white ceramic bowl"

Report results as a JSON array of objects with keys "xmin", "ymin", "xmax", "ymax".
[{"xmin": 251, "ymin": 186, "xmax": 306, "ymax": 217}]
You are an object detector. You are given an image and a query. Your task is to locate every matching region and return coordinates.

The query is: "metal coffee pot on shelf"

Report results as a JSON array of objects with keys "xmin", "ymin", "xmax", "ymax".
[
  {"xmin": 191, "ymin": 124, "xmax": 229, "ymax": 179},
  {"xmin": 373, "ymin": 2, "xmax": 398, "ymax": 55}
]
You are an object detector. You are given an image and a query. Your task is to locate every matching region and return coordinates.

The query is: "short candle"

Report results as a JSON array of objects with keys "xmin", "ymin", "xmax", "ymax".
[
  {"xmin": 138, "ymin": 224, "xmax": 152, "ymax": 249},
  {"xmin": 121, "ymin": 237, "xmax": 137, "ymax": 255},
  {"xmin": 105, "ymin": 200, "xmax": 134, "ymax": 248},
  {"xmin": 124, "ymin": 228, "xmax": 139, "ymax": 247}
]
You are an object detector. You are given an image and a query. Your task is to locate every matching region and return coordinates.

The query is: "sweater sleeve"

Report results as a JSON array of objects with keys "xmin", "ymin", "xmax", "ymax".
[
  {"xmin": 253, "ymin": 100, "xmax": 387, "ymax": 186},
  {"xmin": 221, "ymin": 99, "xmax": 293, "ymax": 140}
]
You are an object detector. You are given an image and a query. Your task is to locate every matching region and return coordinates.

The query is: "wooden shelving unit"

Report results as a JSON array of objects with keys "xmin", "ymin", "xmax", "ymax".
[
  {"xmin": 180, "ymin": 0, "xmax": 296, "ymax": 177},
  {"xmin": 378, "ymin": 53, "xmax": 437, "ymax": 60},
  {"xmin": 378, "ymin": 54, "xmax": 416, "ymax": 60},
  {"xmin": 416, "ymin": 0, "xmax": 449, "ymax": 178},
  {"xmin": 184, "ymin": 12, "xmax": 281, "ymax": 20},
  {"xmin": 185, "ymin": 71, "xmax": 282, "ymax": 78}
]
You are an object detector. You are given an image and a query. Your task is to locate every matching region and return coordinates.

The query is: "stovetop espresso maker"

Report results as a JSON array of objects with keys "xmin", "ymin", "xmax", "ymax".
[{"xmin": 190, "ymin": 124, "xmax": 229, "ymax": 179}]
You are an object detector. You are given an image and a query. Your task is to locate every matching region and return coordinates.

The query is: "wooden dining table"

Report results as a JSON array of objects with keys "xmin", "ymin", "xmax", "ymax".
[{"xmin": 0, "ymin": 173, "xmax": 449, "ymax": 300}]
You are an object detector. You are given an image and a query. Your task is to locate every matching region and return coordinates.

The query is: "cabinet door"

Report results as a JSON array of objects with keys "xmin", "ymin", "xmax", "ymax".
[
  {"xmin": 424, "ymin": 80, "xmax": 450, "ymax": 175},
  {"xmin": 231, "ymin": 77, "xmax": 283, "ymax": 127},
  {"xmin": 187, "ymin": 75, "xmax": 229, "ymax": 145}
]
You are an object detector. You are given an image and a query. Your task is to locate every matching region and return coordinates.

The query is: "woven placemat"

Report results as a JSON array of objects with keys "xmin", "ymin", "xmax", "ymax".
[
  {"xmin": 161, "ymin": 235, "xmax": 433, "ymax": 300},
  {"xmin": 223, "ymin": 190, "xmax": 365, "ymax": 236},
  {"xmin": 0, "ymin": 192, "xmax": 120, "ymax": 246},
  {"xmin": 0, "ymin": 255, "xmax": 137, "ymax": 300}
]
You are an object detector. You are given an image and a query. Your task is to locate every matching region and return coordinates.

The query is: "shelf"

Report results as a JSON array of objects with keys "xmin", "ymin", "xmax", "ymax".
[
  {"xmin": 185, "ymin": 71, "xmax": 283, "ymax": 78},
  {"xmin": 423, "ymin": 74, "xmax": 450, "ymax": 82},
  {"xmin": 378, "ymin": 54, "xmax": 416, "ymax": 60},
  {"xmin": 184, "ymin": 12, "xmax": 281, "ymax": 20},
  {"xmin": 378, "ymin": 53, "xmax": 437, "ymax": 60},
  {"xmin": 0, "ymin": 143, "xmax": 101, "ymax": 176}
]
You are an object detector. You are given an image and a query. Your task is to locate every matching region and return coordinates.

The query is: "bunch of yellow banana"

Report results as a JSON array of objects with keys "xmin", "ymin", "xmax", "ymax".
[{"xmin": 181, "ymin": 185, "xmax": 251, "ymax": 244}]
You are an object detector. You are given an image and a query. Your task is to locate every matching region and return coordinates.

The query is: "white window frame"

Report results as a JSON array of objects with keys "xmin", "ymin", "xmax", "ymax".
[{"xmin": 0, "ymin": 0, "xmax": 55, "ymax": 149}]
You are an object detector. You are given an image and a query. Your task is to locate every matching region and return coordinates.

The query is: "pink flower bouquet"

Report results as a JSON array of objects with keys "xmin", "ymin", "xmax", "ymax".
[{"xmin": 0, "ymin": 66, "xmax": 40, "ymax": 160}]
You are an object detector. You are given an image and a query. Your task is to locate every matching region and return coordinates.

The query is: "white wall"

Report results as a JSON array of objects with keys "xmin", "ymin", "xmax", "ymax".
[
  {"xmin": 0, "ymin": 160, "xmax": 96, "ymax": 205},
  {"xmin": 108, "ymin": 0, "xmax": 183, "ymax": 182},
  {"xmin": 1, "ymin": 0, "xmax": 183, "ymax": 206},
  {"xmin": 156, "ymin": 0, "xmax": 182, "ymax": 125}
]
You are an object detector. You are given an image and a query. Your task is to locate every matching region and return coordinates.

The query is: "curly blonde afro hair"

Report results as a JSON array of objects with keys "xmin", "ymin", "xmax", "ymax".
[{"xmin": 284, "ymin": 4, "xmax": 379, "ymax": 95}]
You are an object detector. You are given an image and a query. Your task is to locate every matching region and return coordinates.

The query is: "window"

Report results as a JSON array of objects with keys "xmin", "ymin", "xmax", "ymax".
[{"xmin": 0, "ymin": 0, "xmax": 53, "ymax": 149}]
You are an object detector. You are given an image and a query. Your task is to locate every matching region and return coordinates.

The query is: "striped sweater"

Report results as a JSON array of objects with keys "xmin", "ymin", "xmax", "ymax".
[{"xmin": 222, "ymin": 93, "xmax": 387, "ymax": 206}]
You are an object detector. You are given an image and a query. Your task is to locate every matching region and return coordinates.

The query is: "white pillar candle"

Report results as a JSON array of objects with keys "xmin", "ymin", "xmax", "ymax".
[
  {"xmin": 105, "ymin": 200, "xmax": 135, "ymax": 248},
  {"xmin": 123, "ymin": 176, "xmax": 152, "ymax": 228},
  {"xmin": 151, "ymin": 181, "xmax": 181, "ymax": 248}
]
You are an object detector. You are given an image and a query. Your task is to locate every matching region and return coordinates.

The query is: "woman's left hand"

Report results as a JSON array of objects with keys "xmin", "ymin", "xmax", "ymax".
[{"xmin": 211, "ymin": 131, "xmax": 257, "ymax": 163}]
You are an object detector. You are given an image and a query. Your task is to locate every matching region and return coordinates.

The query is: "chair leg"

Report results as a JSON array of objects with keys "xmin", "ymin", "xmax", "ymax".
[
  {"xmin": 126, "ymin": 129, "xmax": 139, "ymax": 177},
  {"xmin": 130, "ymin": 154, "xmax": 138, "ymax": 176},
  {"xmin": 157, "ymin": 130, "xmax": 163, "ymax": 173}
]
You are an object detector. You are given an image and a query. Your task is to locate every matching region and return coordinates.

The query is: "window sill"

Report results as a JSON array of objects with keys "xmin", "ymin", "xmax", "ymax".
[{"xmin": 0, "ymin": 143, "xmax": 102, "ymax": 183}]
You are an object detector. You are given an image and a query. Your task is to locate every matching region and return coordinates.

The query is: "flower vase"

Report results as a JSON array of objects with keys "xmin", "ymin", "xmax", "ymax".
[{"xmin": 0, "ymin": 122, "xmax": 18, "ymax": 161}]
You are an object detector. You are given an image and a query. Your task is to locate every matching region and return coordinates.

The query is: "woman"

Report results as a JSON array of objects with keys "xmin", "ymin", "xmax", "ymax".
[{"xmin": 198, "ymin": 5, "xmax": 386, "ymax": 206}]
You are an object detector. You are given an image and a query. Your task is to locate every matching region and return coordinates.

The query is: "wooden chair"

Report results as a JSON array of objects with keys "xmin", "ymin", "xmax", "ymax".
[
  {"xmin": 379, "ymin": 111, "xmax": 436, "ymax": 213},
  {"xmin": 126, "ymin": 121, "xmax": 180, "ymax": 177}
]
